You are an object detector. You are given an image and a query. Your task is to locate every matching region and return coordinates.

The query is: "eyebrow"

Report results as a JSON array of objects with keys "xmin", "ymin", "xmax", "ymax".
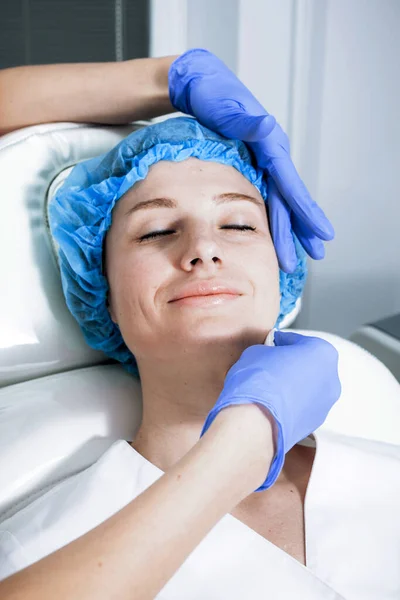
[{"xmin": 123, "ymin": 192, "xmax": 265, "ymax": 218}]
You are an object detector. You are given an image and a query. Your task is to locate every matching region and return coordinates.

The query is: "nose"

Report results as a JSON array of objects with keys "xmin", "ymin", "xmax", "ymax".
[{"xmin": 179, "ymin": 228, "xmax": 224, "ymax": 272}]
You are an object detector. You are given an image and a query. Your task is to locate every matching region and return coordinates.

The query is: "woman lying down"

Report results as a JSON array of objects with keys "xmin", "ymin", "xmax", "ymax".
[{"xmin": 0, "ymin": 117, "xmax": 399, "ymax": 600}]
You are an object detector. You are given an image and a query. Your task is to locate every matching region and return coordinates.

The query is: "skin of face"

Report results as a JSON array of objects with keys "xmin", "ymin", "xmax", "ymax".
[{"xmin": 105, "ymin": 157, "xmax": 280, "ymax": 372}]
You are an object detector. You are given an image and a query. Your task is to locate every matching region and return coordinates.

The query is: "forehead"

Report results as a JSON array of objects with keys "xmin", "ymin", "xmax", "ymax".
[{"xmin": 118, "ymin": 158, "xmax": 262, "ymax": 209}]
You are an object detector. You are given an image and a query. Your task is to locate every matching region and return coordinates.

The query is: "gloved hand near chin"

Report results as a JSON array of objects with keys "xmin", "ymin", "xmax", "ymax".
[
  {"xmin": 199, "ymin": 331, "xmax": 341, "ymax": 492},
  {"xmin": 169, "ymin": 48, "xmax": 335, "ymax": 274}
]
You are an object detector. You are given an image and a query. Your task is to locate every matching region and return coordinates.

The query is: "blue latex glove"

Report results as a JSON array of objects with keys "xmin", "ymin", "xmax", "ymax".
[
  {"xmin": 199, "ymin": 331, "xmax": 341, "ymax": 491},
  {"xmin": 169, "ymin": 48, "xmax": 335, "ymax": 273}
]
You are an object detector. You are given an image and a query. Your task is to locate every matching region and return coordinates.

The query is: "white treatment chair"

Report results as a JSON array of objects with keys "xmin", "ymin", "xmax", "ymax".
[{"xmin": 0, "ymin": 122, "xmax": 399, "ymax": 522}]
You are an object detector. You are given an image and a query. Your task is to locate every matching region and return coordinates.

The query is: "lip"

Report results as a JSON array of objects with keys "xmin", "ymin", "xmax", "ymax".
[
  {"xmin": 171, "ymin": 294, "xmax": 240, "ymax": 307},
  {"xmin": 169, "ymin": 280, "xmax": 243, "ymax": 303}
]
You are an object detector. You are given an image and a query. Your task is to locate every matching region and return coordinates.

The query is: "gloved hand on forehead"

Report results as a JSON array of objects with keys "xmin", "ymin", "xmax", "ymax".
[{"xmin": 169, "ymin": 48, "xmax": 335, "ymax": 274}]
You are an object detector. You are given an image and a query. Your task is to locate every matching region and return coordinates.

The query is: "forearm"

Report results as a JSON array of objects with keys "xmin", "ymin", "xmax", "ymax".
[
  {"xmin": 0, "ymin": 55, "xmax": 178, "ymax": 135},
  {"xmin": 0, "ymin": 405, "xmax": 275, "ymax": 600}
]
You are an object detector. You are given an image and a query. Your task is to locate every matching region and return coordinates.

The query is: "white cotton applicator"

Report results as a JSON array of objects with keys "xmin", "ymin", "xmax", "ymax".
[{"xmin": 264, "ymin": 328, "xmax": 277, "ymax": 347}]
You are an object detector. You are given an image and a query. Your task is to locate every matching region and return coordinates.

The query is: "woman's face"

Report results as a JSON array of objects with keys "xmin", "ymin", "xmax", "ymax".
[{"xmin": 105, "ymin": 158, "xmax": 280, "ymax": 365}]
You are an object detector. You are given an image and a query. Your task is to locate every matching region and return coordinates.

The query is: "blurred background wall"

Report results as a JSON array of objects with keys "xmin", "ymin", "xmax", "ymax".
[{"xmin": 1, "ymin": 0, "xmax": 399, "ymax": 340}]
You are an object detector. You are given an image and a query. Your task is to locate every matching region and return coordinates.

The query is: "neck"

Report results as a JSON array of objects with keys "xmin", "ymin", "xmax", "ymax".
[
  {"xmin": 132, "ymin": 354, "xmax": 230, "ymax": 469},
  {"xmin": 130, "ymin": 333, "xmax": 313, "ymax": 489}
]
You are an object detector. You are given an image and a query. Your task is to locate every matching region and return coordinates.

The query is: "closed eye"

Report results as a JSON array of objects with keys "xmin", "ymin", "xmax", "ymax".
[
  {"xmin": 221, "ymin": 225, "xmax": 256, "ymax": 233},
  {"xmin": 138, "ymin": 229, "xmax": 175, "ymax": 242},
  {"xmin": 138, "ymin": 225, "xmax": 256, "ymax": 242}
]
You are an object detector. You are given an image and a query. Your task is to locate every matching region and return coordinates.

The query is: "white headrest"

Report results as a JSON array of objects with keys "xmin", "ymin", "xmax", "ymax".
[
  {"xmin": 0, "ymin": 123, "xmax": 138, "ymax": 387},
  {"xmin": 0, "ymin": 122, "xmax": 300, "ymax": 387}
]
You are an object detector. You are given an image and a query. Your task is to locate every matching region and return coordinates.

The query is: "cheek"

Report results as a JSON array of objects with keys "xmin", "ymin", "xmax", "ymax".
[
  {"xmin": 260, "ymin": 258, "xmax": 280, "ymax": 298},
  {"xmin": 249, "ymin": 245, "xmax": 280, "ymax": 308},
  {"xmin": 113, "ymin": 253, "xmax": 162, "ymax": 319},
  {"xmin": 238, "ymin": 237, "xmax": 279, "ymax": 276}
]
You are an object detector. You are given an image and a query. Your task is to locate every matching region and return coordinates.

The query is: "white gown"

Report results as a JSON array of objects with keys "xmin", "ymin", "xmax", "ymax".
[{"xmin": 1, "ymin": 428, "xmax": 399, "ymax": 600}]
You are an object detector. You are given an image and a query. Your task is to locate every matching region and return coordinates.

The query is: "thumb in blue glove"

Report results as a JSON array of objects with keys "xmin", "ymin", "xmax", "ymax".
[{"xmin": 199, "ymin": 331, "xmax": 341, "ymax": 491}]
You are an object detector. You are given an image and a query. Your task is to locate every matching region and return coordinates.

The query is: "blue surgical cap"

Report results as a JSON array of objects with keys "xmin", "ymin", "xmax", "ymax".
[{"xmin": 49, "ymin": 116, "xmax": 307, "ymax": 378}]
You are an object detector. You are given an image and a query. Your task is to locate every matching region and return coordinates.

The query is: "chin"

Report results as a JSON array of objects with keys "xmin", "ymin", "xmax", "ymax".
[{"xmin": 172, "ymin": 321, "xmax": 269, "ymax": 347}]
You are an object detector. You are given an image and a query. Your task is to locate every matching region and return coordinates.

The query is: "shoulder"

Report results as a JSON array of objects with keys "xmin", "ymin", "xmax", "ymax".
[
  {"xmin": 318, "ymin": 426, "xmax": 400, "ymax": 457},
  {"xmin": 316, "ymin": 428, "xmax": 400, "ymax": 482}
]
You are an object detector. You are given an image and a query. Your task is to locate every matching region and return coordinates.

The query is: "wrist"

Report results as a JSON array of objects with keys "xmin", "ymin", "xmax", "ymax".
[
  {"xmin": 208, "ymin": 404, "xmax": 276, "ymax": 495},
  {"xmin": 124, "ymin": 56, "xmax": 178, "ymax": 120},
  {"xmin": 154, "ymin": 55, "xmax": 179, "ymax": 98}
]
